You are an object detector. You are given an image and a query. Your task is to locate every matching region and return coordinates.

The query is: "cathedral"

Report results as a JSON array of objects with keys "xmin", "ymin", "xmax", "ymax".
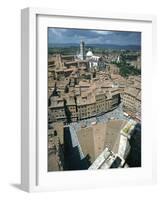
[{"xmin": 77, "ymin": 40, "xmax": 100, "ymax": 70}]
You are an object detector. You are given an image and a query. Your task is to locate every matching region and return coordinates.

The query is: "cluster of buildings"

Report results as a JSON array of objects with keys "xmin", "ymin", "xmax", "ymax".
[
  {"xmin": 48, "ymin": 122, "xmax": 64, "ymax": 171},
  {"xmin": 48, "ymin": 40, "xmax": 141, "ymax": 171},
  {"xmin": 48, "ymin": 41, "xmax": 108, "ymax": 84},
  {"xmin": 124, "ymin": 52, "xmax": 141, "ymax": 70},
  {"xmin": 48, "ymin": 74, "xmax": 141, "ymax": 124},
  {"xmin": 102, "ymin": 52, "xmax": 121, "ymax": 63},
  {"xmin": 48, "ymin": 82, "xmax": 121, "ymax": 123},
  {"xmin": 122, "ymin": 76, "xmax": 141, "ymax": 121},
  {"xmin": 48, "ymin": 41, "xmax": 129, "ymax": 123}
]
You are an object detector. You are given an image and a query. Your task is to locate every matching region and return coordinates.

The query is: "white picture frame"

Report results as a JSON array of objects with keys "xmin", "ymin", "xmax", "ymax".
[{"xmin": 21, "ymin": 7, "xmax": 157, "ymax": 192}]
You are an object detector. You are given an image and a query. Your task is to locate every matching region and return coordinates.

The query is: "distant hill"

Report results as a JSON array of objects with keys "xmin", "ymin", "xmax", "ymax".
[{"xmin": 48, "ymin": 43, "xmax": 141, "ymax": 51}]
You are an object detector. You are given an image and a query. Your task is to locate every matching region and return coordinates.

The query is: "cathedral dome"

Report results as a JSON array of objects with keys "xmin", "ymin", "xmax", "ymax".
[{"xmin": 86, "ymin": 50, "xmax": 93, "ymax": 57}]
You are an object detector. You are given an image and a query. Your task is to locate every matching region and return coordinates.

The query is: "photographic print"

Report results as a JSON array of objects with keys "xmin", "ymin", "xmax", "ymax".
[{"xmin": 48, "ymin": 28, "xmax": 141, "ymax": 172}]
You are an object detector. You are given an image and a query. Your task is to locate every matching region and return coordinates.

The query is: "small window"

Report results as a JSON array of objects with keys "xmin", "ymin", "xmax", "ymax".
[{"xmin": 54, "ymin": 130, "xmax": 57, "ymax": 136}]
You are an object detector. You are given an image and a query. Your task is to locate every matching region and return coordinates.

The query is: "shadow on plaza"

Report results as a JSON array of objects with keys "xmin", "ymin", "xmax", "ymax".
[
  {"xmin": 63, "ymin": 126, "xmax": 91, "ymax": 170},
  {"xmin": 126, "ymin": 123, "xmax": 141, "ymax": 167}
]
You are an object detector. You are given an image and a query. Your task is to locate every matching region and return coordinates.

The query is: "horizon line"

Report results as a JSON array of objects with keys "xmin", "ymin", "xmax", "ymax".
[{"xmin": 48, "ymin": 42, "xmax": 141, "ymax": 46}]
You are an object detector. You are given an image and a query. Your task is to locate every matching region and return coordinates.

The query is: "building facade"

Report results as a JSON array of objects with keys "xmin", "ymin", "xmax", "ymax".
[
  {"xmin": 49, "ymin": 88, "xmax": 121, "ymax": 123},
  {"xmin": 122, "ymin": 87, "xmax": 141, "ymax": 121}
]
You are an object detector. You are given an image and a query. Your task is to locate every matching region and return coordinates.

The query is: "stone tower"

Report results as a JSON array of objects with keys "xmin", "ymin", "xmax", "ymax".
[{"xmin": 80, "ymin": 40, "xmax": 85, "ymax": 60}]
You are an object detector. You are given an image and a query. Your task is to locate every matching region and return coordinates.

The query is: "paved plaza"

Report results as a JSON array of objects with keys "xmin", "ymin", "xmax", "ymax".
[{"xmin": 70, "ymin": 102, "xmax": 129, "ymax": 132}]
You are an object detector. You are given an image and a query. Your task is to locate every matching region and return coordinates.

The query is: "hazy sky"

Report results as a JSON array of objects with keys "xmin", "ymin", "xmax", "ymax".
[{"xmin": 48, "ymin": 28, "xmax": 141, "ymax": 46}]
